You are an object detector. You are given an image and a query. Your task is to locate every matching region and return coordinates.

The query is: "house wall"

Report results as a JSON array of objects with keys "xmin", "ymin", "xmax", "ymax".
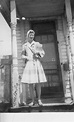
[
  {"xmin": 16, "ymin": 20, "xmax": 31, "ymax": 77},
  {"xmin": 56, "ymin": 16, "xmax": 72, "ymax": 103},
  {"xmin": 72, "ymin": 9, "xmax": 74, "ymax": 66}
]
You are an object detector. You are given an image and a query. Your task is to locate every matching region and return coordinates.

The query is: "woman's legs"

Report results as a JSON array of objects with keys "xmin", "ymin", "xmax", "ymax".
[
  {"xmin": 29, "ymin": 84, "xmax": 34, "ymax": 103},
  {"xmin": 29, "ymin": 83, "xmax": 43, "ymax": 106},
  {"xmin": 36, "ymin": 83, "xmax": 43, "ymax": 105},
  {"xmin": 36, "ymin": 83, "xmax": 41, "ymax": 100},
  {"xmin": 21, "ymin": 83, "xmax": 26, "ymax": 105}
]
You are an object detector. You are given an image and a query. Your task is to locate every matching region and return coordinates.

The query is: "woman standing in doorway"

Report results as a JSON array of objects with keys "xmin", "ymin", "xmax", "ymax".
[{"xmin": 21, "ymin": 30, "xmax": 47, "ymax": 106}]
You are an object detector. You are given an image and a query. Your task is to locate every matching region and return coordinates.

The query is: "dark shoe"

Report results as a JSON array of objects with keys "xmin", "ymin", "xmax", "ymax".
[
  {"xmin": 38, "ymin": 100, "xmax": 43, "ymax": 106},
  {"xmin": 19, "ymin": 102, "xmax": 26, "ymax": 106}
]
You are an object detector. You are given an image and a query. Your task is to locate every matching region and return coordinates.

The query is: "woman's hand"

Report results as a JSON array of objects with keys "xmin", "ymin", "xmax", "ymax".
[{"xmin": 22, "ymin": 55, "xmax": 32, "ymax": 61}]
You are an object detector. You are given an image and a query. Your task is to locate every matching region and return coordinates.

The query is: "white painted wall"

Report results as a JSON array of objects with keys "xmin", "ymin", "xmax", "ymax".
[{"xmin": 0, "ymin": 12, "xmax": 11, "ymax": 56}]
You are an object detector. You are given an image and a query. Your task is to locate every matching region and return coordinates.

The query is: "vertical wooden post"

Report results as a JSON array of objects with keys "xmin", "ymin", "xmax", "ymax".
[
  {"xmin": 10, "ymin": 0, "xmax": 19, "ymax": 107},
  {"xmin": 65, "ymin": 0, "xmax": 74, "ymax": 102}
]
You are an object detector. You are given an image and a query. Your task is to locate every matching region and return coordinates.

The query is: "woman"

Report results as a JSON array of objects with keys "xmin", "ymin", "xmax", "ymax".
[{"xmin": 21, "ymin": 30, "xmax": 47, "ymax": 106}]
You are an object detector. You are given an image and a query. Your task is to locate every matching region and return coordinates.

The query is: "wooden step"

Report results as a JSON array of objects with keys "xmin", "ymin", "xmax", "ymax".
[
  {"xmin": 0, "ymin": 97, "xmax": 74, "ymax": 112},
  {"xmin": 9, "ymin": 102, "xmax": 74, "ymax": 112}
]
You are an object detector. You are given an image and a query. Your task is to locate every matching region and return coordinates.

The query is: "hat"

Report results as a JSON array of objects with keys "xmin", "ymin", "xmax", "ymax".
[{"xmin": 27, "ymin": 30, "xmax": 35, "ymax": 38}]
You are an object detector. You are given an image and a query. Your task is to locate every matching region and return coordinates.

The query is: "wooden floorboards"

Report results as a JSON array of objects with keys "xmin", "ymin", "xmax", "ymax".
[{"xmin": 0, "ymin": 97, "xmax": 74, "ymax": 112}]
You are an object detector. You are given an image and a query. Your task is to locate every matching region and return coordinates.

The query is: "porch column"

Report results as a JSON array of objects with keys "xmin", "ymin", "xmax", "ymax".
[
  {"xmin": 10, "ymin": 0, "xmax": 19, "ymax": 107},
  {"xmin": 65, "ymin": 0, "xmax": 74, "ymax": 102}
]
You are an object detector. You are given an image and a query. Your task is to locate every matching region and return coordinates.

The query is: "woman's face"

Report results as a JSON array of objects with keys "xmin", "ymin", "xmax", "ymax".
[{"xmin": 28, "ymin": 32, "xmax": 34, "ymax": 40}]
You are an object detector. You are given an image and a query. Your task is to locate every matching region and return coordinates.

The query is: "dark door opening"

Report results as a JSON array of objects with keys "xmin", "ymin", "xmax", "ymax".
[{"xmin": 31, "ymin": 20, "xmax": 64, "ymax": 99}]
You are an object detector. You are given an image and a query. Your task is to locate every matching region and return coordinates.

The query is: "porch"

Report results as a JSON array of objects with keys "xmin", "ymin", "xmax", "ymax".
[
  {"xmin": 0, "ymin": 0, "xmax": 74, "ymax": 111},
  {"xmin": 0, "ymin": 101, "xmax": 74, "ymax": 112}
]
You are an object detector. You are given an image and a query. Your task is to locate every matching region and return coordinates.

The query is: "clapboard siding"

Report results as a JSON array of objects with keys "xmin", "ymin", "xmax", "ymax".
[
  {"xmin": 16, "ymin": 21, "xmax": 31, "ymax": 80},
  {"xmin": 57, "ymin": 16, "xmax": 72, "ymax": 103},
  {"xmin": 58, "ymin": 21, "xmax": 68, "ymax": 63},
  {"xmin": 16, "ymin": 24, "xmax": 24, "ymax": 77},
  {"xmin": 16, "ymin": 20, "xmax": 30, "ymax": 79}
]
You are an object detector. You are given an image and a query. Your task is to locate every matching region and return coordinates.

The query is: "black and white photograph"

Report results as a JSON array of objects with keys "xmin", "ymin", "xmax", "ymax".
[{"xmin": 0, "ymin": 0, "xmax": 74, "ymax": 121}]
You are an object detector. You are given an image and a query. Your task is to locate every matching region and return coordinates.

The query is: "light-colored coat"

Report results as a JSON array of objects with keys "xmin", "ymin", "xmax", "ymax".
[{"xmin": 21, "ymin": 41, "xmax": 47, "ymax": 84}]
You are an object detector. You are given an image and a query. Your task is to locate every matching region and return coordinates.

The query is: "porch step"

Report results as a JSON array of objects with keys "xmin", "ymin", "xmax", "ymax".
[
  {"xmin": 0, "ymin": 97, "xmax": 74, "ymax": 112},
  {"xmin": 8, "ymin": 98, "xmax": 74, "ymax": 112},
  {"xmin": 9, "ymin": 103, "xmax": 74, "ymax": 112}
]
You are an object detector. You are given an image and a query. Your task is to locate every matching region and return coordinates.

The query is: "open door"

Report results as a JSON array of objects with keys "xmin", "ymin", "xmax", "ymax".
[{"xmin": 31, "ymin": 20, "xmax": 64, "ymax": 99}]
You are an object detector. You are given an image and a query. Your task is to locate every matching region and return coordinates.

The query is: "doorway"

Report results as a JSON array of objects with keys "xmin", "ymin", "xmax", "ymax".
[{"xmin": 31, "ymin": 20, "xmax": 64, "ymax": 100}]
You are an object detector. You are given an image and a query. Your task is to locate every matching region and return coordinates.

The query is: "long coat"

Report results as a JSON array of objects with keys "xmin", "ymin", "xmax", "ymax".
[{"xmin": 21, "ymin": 41, "xmax": 47, "ymax": 84}]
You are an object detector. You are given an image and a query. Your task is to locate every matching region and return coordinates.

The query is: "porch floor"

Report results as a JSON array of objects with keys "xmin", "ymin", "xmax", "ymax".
[
  {"xmin": 8, "ymin": 97, "xmax": 74, "ymax": 112},
  {"xmin": 0, "ymin": 97, "xmax": 74, "ymax": 112}
]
